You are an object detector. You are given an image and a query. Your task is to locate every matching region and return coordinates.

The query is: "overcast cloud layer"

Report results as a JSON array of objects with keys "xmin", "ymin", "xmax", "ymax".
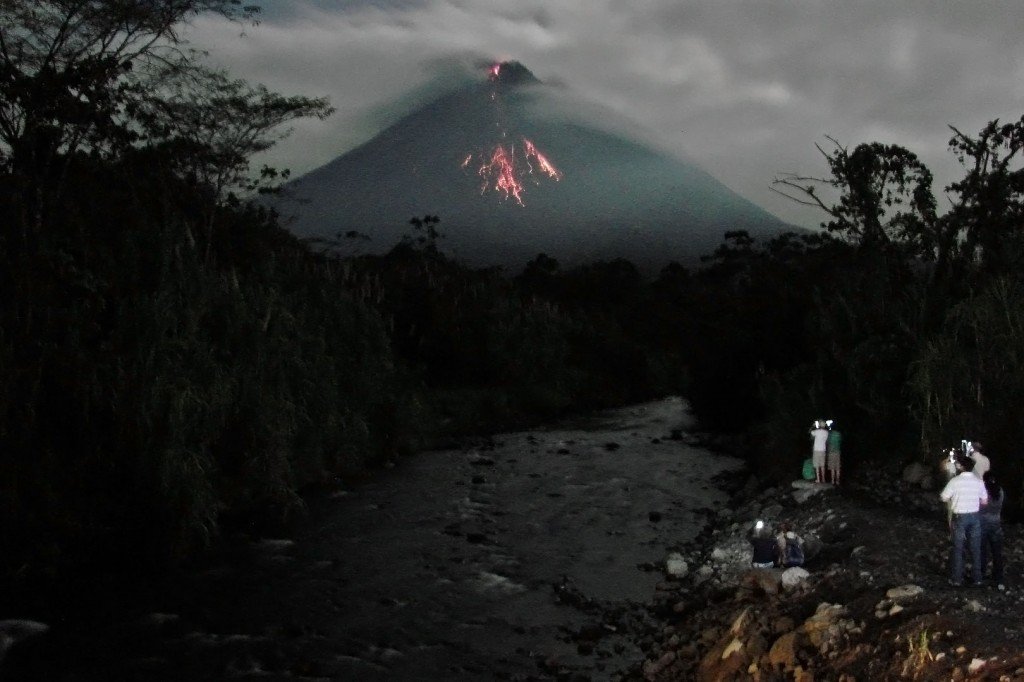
[{"xmin": 187, "ymin": 1, "xmax": 1024, "ymax": 228}]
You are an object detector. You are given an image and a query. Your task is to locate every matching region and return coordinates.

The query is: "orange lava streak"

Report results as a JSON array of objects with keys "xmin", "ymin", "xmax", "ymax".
[
  {"xmin": 523, "ymin": 138, "xmax": 562, "ymax": 180},
  {"xmin": 464, "ymin": 137, "xmax": 562, "ymax": 206},
  {"xmin": 479, "ymin": 144, "xmax": 525, "ymax": 205}
]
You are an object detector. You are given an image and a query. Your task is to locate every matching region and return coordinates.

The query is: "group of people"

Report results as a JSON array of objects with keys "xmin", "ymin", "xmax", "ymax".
[
  {"xmin": 808, "ymin": 419, "xmax": 841, "ymax": 485},
  {"xmin": 744, "ymin": 418, "xmax": 832, "ymax": 569},
  {"xmin": 748, "ymin": 520, "xmax": 805, "ymax": 569},
  {"xmin": 938, "ymin": 441, "xmax": 1005, "ymax": 589},
  {"xmin": 754, "ymin": 425, "xmax": 1006, "ymax": 588}
]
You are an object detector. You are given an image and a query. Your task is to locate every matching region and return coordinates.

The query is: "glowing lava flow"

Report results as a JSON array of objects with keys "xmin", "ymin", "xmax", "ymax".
[
  {"xmin": 523, "ymin": 138, "xmax": 563, "ymax": 181},
  {"xmin": 480, "ymin": 144, "xmax": 525, "ymax": 205},
  {"xmin": 468, "ymin": 138, "xmax": 562, "ymax": 206},
  {"xmin": 463, "ymin": 62, "xmax": 564, "ymax": 205}
]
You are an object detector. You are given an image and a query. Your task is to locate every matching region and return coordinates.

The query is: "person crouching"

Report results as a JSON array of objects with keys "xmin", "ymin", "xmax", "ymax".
[{"xmin": 748, "ymin": 520, "xmax": 778, "ymax": 568}]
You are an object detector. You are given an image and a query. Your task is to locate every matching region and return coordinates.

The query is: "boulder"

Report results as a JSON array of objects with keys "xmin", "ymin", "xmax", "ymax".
[
  {"xmin": 721, "ymin": 637, "xmax": 743, "ymax": 659},
  {"xmin": 802, "ymin": 534, "xmax": 824, "ymax": 561},
  {"xmin": 794, "ymin": 666, "xmax": 815, "ymax": 682},
  {"xmin": 801, "ymin": 603, "xmax": 851, "ymax": 651},
  {"xmin": 885, "ymin": 584, "xmax": 924, "ymax": 600},
  {"xmin": 642, "ymin": 650, "xmax": 676, "ymax": 679},
  {"xmin": 0, "ymin": 620, "xmax": 49, "ymax": 665},
  {"xmin": 781, "ymin": 567, "xmax": 810, "ymax": 591},
  {"xmin": 665, "ymin": 553, "xmax": 688, "ymax": 578},
  {"xmin": 768, "ymin": 631, "xmax": 805, "ymax": 672},
  {"xmin": 741, "ymin": 568, "xmax": 781, "ymax": 595},
  {"xmin": 252, "ymin": 538, "xmax": 295, "ymax": 552},
  {"xmin": 697, "ymin": 607, "xmax": 769, "ymax": 681},
  {"xmin": 730, "ymin": 607, "xmax": 753, "ymax": 635},
  {"xmin": 901, "ymin": 462, "xmax": 929, "ymax": 485},
  {"xmin": 791, "ymin": 480, "xmax": 829, "ymax": 504},
  {"xmin": 773, "ymin": 616, "xmax": 796, "ymax": 635}
]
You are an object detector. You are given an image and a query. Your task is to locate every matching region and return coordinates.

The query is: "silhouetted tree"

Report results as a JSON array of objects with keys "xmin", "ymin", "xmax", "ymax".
[
  {"xmin": 772, "ymin": 138, "xmax": 940, "ymax": 256},
  {"xmin": 405, "ymin": 214, "xmax": 442, "ymax": 251},
  {"xmin": 0, "ymin": 0, "xmax": 331, "ymax": 249},
  {"xmin": 944, "ymin": 117, "xmax": 1024, "ymax": 276}
]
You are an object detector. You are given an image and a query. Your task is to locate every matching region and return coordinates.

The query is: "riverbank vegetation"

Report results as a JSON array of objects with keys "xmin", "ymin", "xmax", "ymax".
[{"xmin": 3, "ymin": 1, "xmax": 1023, "ymax": 595}]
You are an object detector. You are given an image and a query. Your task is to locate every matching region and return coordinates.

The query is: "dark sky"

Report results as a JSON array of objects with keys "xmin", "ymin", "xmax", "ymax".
[{"xmin": 188, "ymin": 1, "xmax": 1024, "ymax": 228}]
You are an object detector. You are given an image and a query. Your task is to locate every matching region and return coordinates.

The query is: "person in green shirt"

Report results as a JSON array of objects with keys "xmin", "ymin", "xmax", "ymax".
[{"xmin": 826, "ymin": 421, "xmax": 842, "ymax": 486}]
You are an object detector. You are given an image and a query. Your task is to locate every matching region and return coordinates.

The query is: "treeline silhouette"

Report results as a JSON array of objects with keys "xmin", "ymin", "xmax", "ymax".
[{"xmin": 3, "ymin": 1, "xmax": 1024, "ymax": 598}]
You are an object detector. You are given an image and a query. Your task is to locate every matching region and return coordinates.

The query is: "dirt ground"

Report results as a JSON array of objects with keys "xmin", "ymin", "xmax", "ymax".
[{"xmin": 632, "ymin": 469, "xmax": 1024, "ymax": 681}]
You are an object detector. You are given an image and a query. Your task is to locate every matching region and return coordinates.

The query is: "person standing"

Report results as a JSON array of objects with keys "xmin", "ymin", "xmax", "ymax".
[
  {"xmin": 826, "ymin": 421, "xmax": 842, "ymax": 486},
  {"xmin": 981, "ymin": 470, "xmax": 1005, "ymax": 589},
  {"xmin": 939, "ymin": 450, "xmax": 958, "ymax": 481},
  {"xmin": 970, "ymin": 442, "xmax": 990, "ymax": 480},
  {"xmin": 809, "ymin": 420, "xmax": 829, "ymax": 484},
  {"xmin": 939, "ymin": 449, "xmax": 960, "ymax": 528},
  {"xmin": 939, "ymin": 455, "xmax": 988, "ymax": 587}
]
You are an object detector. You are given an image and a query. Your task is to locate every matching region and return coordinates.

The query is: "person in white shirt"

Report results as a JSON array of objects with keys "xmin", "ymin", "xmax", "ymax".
[
  {"xmin": 939, "ymin": 455, "xmax": 988, "ymax": 587},
  {"xmin": 809, "ymin": 420, "xmax": 829, "ymax": 484},
  {"xmin": 970, "ymin": 442, "xmax": 990, "ymax": 480}
]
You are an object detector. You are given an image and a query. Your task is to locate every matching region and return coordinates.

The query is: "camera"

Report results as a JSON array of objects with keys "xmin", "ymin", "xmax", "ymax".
[{"xmin": 754, "ymin": 520, "xmax": 764, "ymax": 531}]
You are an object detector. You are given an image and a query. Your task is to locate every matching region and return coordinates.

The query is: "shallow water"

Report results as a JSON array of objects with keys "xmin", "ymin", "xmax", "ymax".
[{"xmin": 6, "ymin": 397, "xmax": 742, "ymax": 681}]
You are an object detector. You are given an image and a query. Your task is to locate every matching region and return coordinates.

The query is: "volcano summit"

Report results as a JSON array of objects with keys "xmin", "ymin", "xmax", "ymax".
[{"xmin": 275, "ymin": 61, "xmax": 791, "ymax": 272}]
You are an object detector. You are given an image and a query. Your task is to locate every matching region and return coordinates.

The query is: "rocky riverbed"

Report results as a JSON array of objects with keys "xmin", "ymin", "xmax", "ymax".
[
  {"xmin": 8, "ymin": 397, "xmax": 1023, "ymax": 681},
  {"xmin": 633, "ymin": 470, "xmax": 1024, "ymax": 681},
  {"xmin": 2, "ymin": 397, "xmax": 744, "ymax": 681}
]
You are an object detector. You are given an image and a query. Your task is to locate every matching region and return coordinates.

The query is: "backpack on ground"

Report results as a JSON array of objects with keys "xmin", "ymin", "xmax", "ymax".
[{"xmin": 801, "ymin": 458, "xmax": 815, "ymax": 481}]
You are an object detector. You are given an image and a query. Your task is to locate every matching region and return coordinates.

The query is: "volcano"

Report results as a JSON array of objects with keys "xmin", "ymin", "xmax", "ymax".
[{"xmin": 275, "ymin": 61, "xmax": 792, "ymax": 272}]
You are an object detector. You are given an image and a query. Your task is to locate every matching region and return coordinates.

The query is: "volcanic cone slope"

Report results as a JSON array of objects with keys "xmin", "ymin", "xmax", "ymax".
[{"xmin": 277, "ymin": 62, "xmax": 793, "ymax": 272}]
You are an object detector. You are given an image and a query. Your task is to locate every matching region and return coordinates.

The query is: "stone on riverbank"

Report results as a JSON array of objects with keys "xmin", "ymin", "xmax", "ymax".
[
  {"xmin": 886, "ymin": 584, "xmax": 924, "ymax": 600},
  {"xmin": 0, "ymin": 620, "xmax": 49, "ymax": 665},
  {"xmin": 640, "ymin": 464, "xmax": 1024, "ymax": 681},
  {"xmin": 781, "ymin": 566, "xmax": 810, "ymax": 590},
  {"xmin": 791, "ymin": 480, "xmax": 830, "ymax": 504},
  {"xmin": 665, "ymin": 553, "xmax": 688, "ymax": 578}
]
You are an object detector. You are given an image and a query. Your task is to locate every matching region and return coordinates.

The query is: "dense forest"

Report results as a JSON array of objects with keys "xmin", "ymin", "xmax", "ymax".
[{"xmin": 2, "ymin": 1, "xmax": 1024, "ymax": 598}]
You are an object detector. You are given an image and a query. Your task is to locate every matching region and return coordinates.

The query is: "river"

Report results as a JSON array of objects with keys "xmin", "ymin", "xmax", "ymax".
[{"xmin": 6, "ymin": 397, "xmax": 742, "ymax": 681}]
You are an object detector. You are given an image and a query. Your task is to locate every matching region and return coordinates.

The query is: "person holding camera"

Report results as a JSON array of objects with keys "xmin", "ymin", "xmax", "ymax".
[
  {"xmin": 939, "ymin": 449, "xmax": 958, "ymax": 481},
  {"xmin": 826, "ymin": 421, "xmax": 842, "ymax": 486},
  {"xmin": 809, "ymin": 420, "xmax": 829, "ymax": 484},
  {"xmin": 939, "ymin": 449, "xmax": 960, "ymax": 528},
  {"xmin": 970, "ymin": 442, "xmax": 990, "ymax": 479},
  {"xmin": 939, "ymin": 454, "xmax": 988, "ymax": 587}
]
